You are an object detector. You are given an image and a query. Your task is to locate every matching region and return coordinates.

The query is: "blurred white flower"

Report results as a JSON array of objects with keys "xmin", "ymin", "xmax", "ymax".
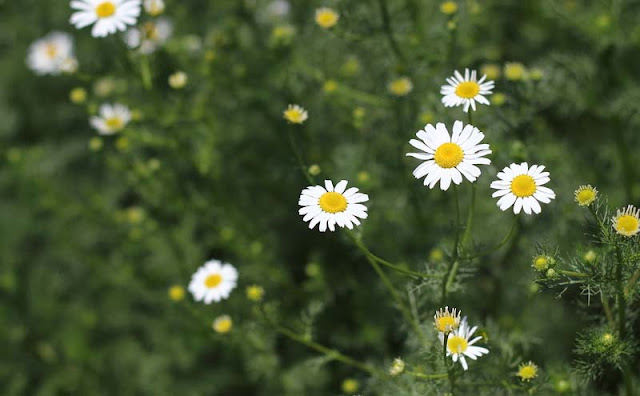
[
  {"xmin": 27, "ymin": 32, "xmax": 75, "ymax": 75},
  {"xmin": 70, "ymin": 0, "xmax": 141, "ymax": 38},
  {"xmin": 490, "ymin": 162, "xmax": 556, "ymax": 214},
  {"xmin": 441, "ymin": 68, "xmax": 494, "ymax": 112},
  {"xmin": 188, "ymin": 260, "xmax": 238, "ymax": 304},
  {"xmin": 125, "ymin": 18, "xmax": 172, "ymax": 54},
  {"xmin": 168, "ymin": 71, "xmax": 188, "ymax": 89},
  {"xmin": 298, "ymin": 180, "xmax": 369, "ymax": 232},
  {"xmin": 283, "ymin": 104, "xmax": 308, "ymax": 124},
  {"xmin": 90, "ymin": 103, "xmax": 131, "ymax": 135},
  {"xmin": 143, "ymin": 0, "xmax": 164, "ymax": 16},
  {"xmin": 406, "ymin": 121, "xmax": 492, "ymax": 190},
  {"xmin": 438, "ymin": 317, "xmax": 489, "ymax": 371},
  {"xmin": 267, "ymin": 0, "xmax": 290, "ymax": 17}
]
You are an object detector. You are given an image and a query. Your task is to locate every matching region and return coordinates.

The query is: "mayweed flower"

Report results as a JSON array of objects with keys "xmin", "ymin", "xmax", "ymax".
[
  {"xmin": 246, "ymin": 285, "xmax": 265, "ymax": 302},
  {"xmin": 504, "ymin": 62, "xmax": 526, "ymax": 81},
  {"xmin": 90, "ymin": 103, "xmax": 132, "ymax": 135},
  {"xmin": 389, "ymin": 358, "xmax": 405, "ymax": 376},
  {"xmin": 490, "ymin": 163, "xmax": 556, "ymax": 214},
  {"xmin": 298, "ymin": 180, "xmax": 369, "ymax": 232},
  {"xmin": 388, "ymin": 77, "xmax": 413, "ymax": 96},
  {"xmin": 212, "ymin": 315, "xmax": 233, "ymax": 333},
  {"xmin": 480, "ymin": 63, "xmax": 501, "ymax": 80},
  {"xmin": 283, "ymin": 104, "xmax": 308, "ymax": 124},
  {"xmin": 125, "ymin": 19, "xmax": 172, "ymax": 54},
  {"xmin": 612, "ymin": 205, "xmax": 640, "ymax": 237},
  {"xmin": 441, "ymin": 69, "xmax": 494, "ymax": 112},
  {"xmin": 168, "ymin": 71, "xmax": 188, "ymax": 89},
  {"xmin": 575, "ymin": 185, "xmax": 598, "ymax": 207},
  {"xmin": 341, "ymin": 378, "xmax": 359, "ymax": 394},
  {"xmin": 70, "ymin": 87, "xmax": 88, "ymax": 104},
  {"xmin": 434, "ymin": 306, "xmax": 461, "ymax": 333},
  {"xmin": 27, "ymin": 32, "xmax": 76, "ymax": 75},
  {"xmin": 516, "ymin": 361, "xmax": 538, "ymax": 381},
  {"xmin": 168, "ymin": 285, "xmax": 185, "ymax": 301},
  {"xmin": 584, "ymin": 250, "xmax": 597, "ymax": 263},
  {"xmin": 270, "ymin": 24, "xmax": 295, "ymax": 45},
  {"xmin": 70, "ymin": 0, "xmax": 142, "ymax": 38},
  {"xmin": 439, "ymin": 317, "xmax": 489, "ymax": 370},
  {"xmin": 143, "ymin": 0, "xmax": 164, "ymax": 16},
  {"xmin": 440, "ymin": 1, "xmax": 458, "ymax": 15},
  {"xmin": 188, "ymin": 259, "xmax": 238, "ymax": 304},
  {"xmin": 323, "ymin": 80, "xmax": 338, "ymax": 94},
  {"xmin": 406, "ymin": 121, "xmax": 492, "ymax": 190},
  {"xmin": 315, "ymin": 7, "xmax": 339, "ymax": 29},
  {"xmin": 532, "ymin": 255, "xmax": 555, "ymax": 272}
]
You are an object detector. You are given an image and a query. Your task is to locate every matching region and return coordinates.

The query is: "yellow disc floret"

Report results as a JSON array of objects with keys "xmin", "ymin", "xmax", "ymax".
[
  {"xmin": 574, "ymin": 185, "xmax": 597, "ymax": 206},
  {"xmin": 105, "ymin": 117, "xmax": 124, "ymax": 131},
  {"xmin": 510, "ymin": 174, "xmax": 537, "ymax": 197},
  {"xmin": 517, "ymin": 361, "xmax": 538, "ymax": 381},
  {"xmin": 315, "ymin": 8, "xmax": 339, "ymax": 29},
  {"xmin": 96, "ymin": 1, "xmax": 116, "ymax": 18},
  {"xmin": 319, "ymin": 192, "xmax": 348, "ymax": 213},
  {"xmin": 205, "ymin": 274, "xmax": 222, "ymax": 288},
  {"xmin": 434, "ymin": 142, "xmax": 464, "ymax": 168},
  {"xmin": 440, "ymin": 1, "xmax": 459, "ymax": 15},
  {"xmin": 613, "ymin": 205, "xmax": 640, "ymax": 237},
  {"xmin": 434, "ymin": 307, "xmax": 461, "ymax": 333},
  {"xmin": 447, "ymin": 335, "xmax": 468, "ymax": 354},
  {"xmin": 213, "ymin": 315, "xmax": 232, "ymax": 333},
  {"xmin": 455, "ymin": 81, "xmax": 480, "ymax": 99}
]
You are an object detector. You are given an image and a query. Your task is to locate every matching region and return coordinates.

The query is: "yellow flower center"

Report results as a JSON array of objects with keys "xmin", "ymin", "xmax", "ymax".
[
  {"xmin": 436, "ymin": 316, "xmax": 457, "ymax": 332},
  {"xmin": 316, "ymin": 10, "xmax": 338, "ymax": 28},
  {"xmin": 45, "ymin": 44, "xmax": 58, "ymax": 58},
  {"xmin": 447, "ymin": 335, "xmax": 468, "ymax": 354},
  {"xmin": 205, "ymin": 274, "xmax": 223, "ymax": 288},
  {"xmin": 168, "ymin": 285, "xmax": 185, "ymax": 301},
  {"xmin": 576, "ymin": 189, "xmax": 596, "ymax": 205},
  {"xmin": 105, "ymin": 117, "xmax": 124, "ymax": 130},
  {"xmin": 616, "ymin": 215, "xmax": 639, "ymax": 235},
  {"xmin": 534, "ymin": 257, "xmax": 549, "ymax": 271},
  {"xmin": 434, "ymin": 142, "xmax": 464, "ymax": 168},
  {"xmin": 96, "ymin": 1, "xmax": 116, "ymax": 18},
  {"xmin": 440, "ymin": 1, "xmax": 459, "ymax": 15},
  {"xmin": 517, "ymin": 365, "xmax": 538, "ymax": 380},
  {"xmin": 213, "ymin": 317, "xmax": 232, "ymax": 333},
  {"xmin": 284, "ymin": 109, "xmax": 304, "ymax": 123},
  {"xmin": 455, "ymin": 81, "xmax": 480, "ymax": 99},
  {"xmin": 510, "ymin": 175, "xmax": 536, "ymax": 197},
  {"xmin": 319, "ymin": 192, "xmax": 348, "ymax": 214}
]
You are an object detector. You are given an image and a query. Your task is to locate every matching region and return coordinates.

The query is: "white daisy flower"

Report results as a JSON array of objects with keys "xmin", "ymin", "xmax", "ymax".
[
  {"xmin": 90, "ymin": 103, "xmax": 132, "ymax": 135},
  {"xmin": 27, "ymin": 32, "xmax": 75, "ymax": 75},
  {"xmin": 298, "ymin": 180, "xmax": 369, "ymax": 232},
  {"xmin": 441, "ymin": 68, "xmax": 494, "ymax": 112},
  {"xmin": 438, "ymin": 317, "xmax": 489, "ymax": 371},
  {"xmin": 406, "ymin": 121, "xmax": 492, "ymax": 190},
  {"xmin": 70, "ymin": 0, "xmax": 142, "ymax": 38},
  {"xmin": 188, "ymin": 259, "xmax": 238, "ymax": 304},
  {"xmin": 490, "ymin": 162, "xmax": 556, "ymax": 215},
  {"xmin": 124, "ymin": 18, "xmax": 172, "ymax": 54},
  {"xmin": 143, "ymin": 0, "xmax": 164, "ymax": 16}
]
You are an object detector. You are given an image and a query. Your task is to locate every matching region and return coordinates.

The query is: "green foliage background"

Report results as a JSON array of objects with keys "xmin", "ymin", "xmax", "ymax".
[{"xmin": 1, "ymin": 0, "xmax": 640, "ymax": 394}]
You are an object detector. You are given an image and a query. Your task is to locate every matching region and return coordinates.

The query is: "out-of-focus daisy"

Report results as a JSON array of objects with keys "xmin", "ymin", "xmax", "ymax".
[
  {"xmin": 315, "ymin": 7, "xmax": 339, "ymax": 28},
  {"xmin": 90, "ymin": 103, "xmax": 131, "ymax": 135},
  {"xmin": 434, "ymin": 306, "xmax": 461, "ymax": 334},
  {"xmin": 388, "ymin": 77, "xmax": 413, "ymax": 96},
  {"xmin": 188, "ymin": 259, "xmax": 238, "ymax": 304},
  {"xmin": 341, "ymin": 379, "xmax": 359, "ymax": 394},
  {"xmin": 168, "ymin": 285, "xmax": 185, "ymax": 301},
  {"xmin": 212, "ymin": 315, "xmax": 233, "ymax": 333},
  {"xmin": 504, "ymin": 62, "xmax": 526, "ymax": 81},
  {"xmin": 438, "ymin": 317, "xmax": 489, "ymax": 371},
  {"xmin": 246, "ymin": 285, "xmax": 265, "ymax": 302},
  {"xmin": 490, "ymin": 162, "xmax": 556, "ymax": 214},
  {"xmin": 389, "ymin": 358, "xmax": 405, "ymax": 376},
  {"xmin": 406, "ymin": 121, "xmax": 492, "ymax": 190},
  {"xmin": 283, "ymin": 104, "xmax": 308, "ymax": 124},
  {"xmin": 27, "ymin": 32, "xmax": 76, "ymax": 75},
  {"xmin": 70, "ymin": 87, "xmax": 87, "ymax": 104},
  {"xmin": 480, "ymin": 63, "xmax": 501, "ymax": 80},
  {"xmin": 168, "ymin": 71, "xmax": 188, "ymax": 89},
  {"xmin": 70, "ymin": 0, "xmax": 142, "ymax": 38},
  {"xmin": 612, "ymin": 205, "xmax": 640, "ymax": 237},
  {"xmin": 516, "ymin": 361, "xmax": 538, "ymax": 381},
  {"xmin": 143, "ymin": 0, "xmax": 164, "ymax": 16},
  {"xmin": 574, "ymin": 185, "xmax": 597, "ymax": 207},
  {"xmin": 298, "ymin": 180, "xmax": 369, "ymax": 232},
  {"xmin": 441, "ymin": 68, "xmax": 494, "ymax": 112},
  {"xmin": 440, "ymin": 1, "xmax": 458, "ymax": 15},
  {"xmin": 125, "ymin": 18, "xmax": 172, "ymax": 54}
]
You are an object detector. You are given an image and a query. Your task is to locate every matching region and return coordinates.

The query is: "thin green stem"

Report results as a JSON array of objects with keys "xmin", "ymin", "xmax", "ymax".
[
  {"xmin": 558, "ymin": 270, "xmax": 588, "ymax": 278},
  {"xmin": 460, "ymin": 216, "xmax": 518, "ymax": 260},
  {"xmin": 376, "ymin": 0, "xmax": 407, "ymax": 64},
  {"xmin": 442, "ymin": 186, "xmax": 461, "ymax": 302},
  {"xmin": 625, "ymin": 268, "xmax": 640, "ymax": 299},
  {"xmin": 460, "ymin": 184, "xmax": 476, "ymax": 247},
  {"xmin": 615, "ymin": 244, "xmax": 627, "ymax": 338},
  {"xmin": 588, "ymin": 205, "xmax": 606, "ymax": 233},
  {"xmin": 601, "ymin": 294, "xmax": 615, "ymax": 329},
  {"xmin": 287, "ymin": 128, "xmax": 313, "ymax": 184},
  {"xmin": 405, "ymin": 370, "xmax": 448, "ymax": 380},
  {"xmin": 467, "ymin": 110, "xmax": 473, "ymax": 126},
  {"xmin": 140, "ymin": 56, "xmax": 152, "ymax": 90}
]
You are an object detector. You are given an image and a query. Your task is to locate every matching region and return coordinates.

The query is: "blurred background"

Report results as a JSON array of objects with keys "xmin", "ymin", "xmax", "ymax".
[{"xmin": 1, "ymin": 0, "xmax": 639, "ymax": 394}]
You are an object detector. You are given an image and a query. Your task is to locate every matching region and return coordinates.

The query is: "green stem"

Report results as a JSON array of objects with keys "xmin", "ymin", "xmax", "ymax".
[
  {"xmin": 442, "ymin": 185, "xmax": 461, "ymax": 302},
  {"xmin": 601, "ymin": 294, "xmax": 615, "ymax": 329},
  {"xmin": 460, "ymin": 216, "xmax": 518, "ymax": 260},
  {"xmin": 588, "ymin": 205, "xmax": 606, "ymax": 233},
  {"xmin": 624, "ymin": 267, "xmax": 640, "ymax": 298},
  {"xmin": 376, "ymin": 0, "xmax": 407, "ymax": 64},
  {"xmin": 460, "ymin": 184, "xmax": 476, "ymax": 247},
  {"xmin": 140, "ymin": 56, "xmax": 152, "ymax": 90},
  {"xmin": 405, "ymin": 370, "xmax": 448, "ymax": 380},
  {"xmin": 558, "ymin": 270, "xmax": 587, "ymax": 278},
  {"xmin": 287, "ymin": 127, "xmax": 314, "ymax": 184},
  {"xmin": 467, "ymin": 110, "xmax": 473, "ymax": 126},
  {"xmin": 615, "ymin": 244, "xmax": 626, "ymax": 338}
]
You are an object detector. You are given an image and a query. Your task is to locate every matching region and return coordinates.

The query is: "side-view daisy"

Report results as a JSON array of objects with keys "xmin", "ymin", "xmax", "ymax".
[
  {"xmin": 434, "ymin": 306, "xmax": 461, "ymax": 334},
  {"xmin": 27, "ymin": 32, "xmax": 76, "ymax": 75},
  {"xmin": 188, "ymin": 259, "xmax": 238, "ymax": 304},
  {"xmin": 90, "ymin": 103, "xmax": 132, "ymax": 135},
  {"xmin": 406, "ymin": 121, "xmax": 492, "ymax": 190},
  {"xmin": 298, "ymin": 180, "xmax": 368, "ymax": 232},
  {"xmin": 490, "ymin": 162, "xmax": 555, "ymax": 215},
  {"xmin": 70, "ymin": 0, "xmax": 142, "ymax": 38},
  {"xmin": 124, "ymin": 18, "xmax": 172, "ymax": 54},
  {"xmin": 283, "ymin": 104, "xmax": 308, "ymax": 124},
  {"xmin": 439, "ymin": 317, "xmax": 489, "ymax": 371},
  {"xmin": 441, "ymin": 68, "xmax": 494, "ymax": 112},
  {"xmin": 612, "ymin": 205, "xmax": 640, "ymax": 237}
]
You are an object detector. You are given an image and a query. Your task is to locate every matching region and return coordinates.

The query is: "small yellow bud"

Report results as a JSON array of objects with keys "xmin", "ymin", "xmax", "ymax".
[
  {"xmin": 168, "ymin": 71, "xmax": 188, "ymax": 89},
  {"xmin": 168, "ymin": 285, "xmax": 185, "ymax": 301},
  {"xmin": 341, "ymin": 378, "xmax": 359, "ymax": 394},
  {"xmin": 440, "ymin": 1, "xmax": 458, "ymax": 15},
  {"xmin": 584, "ymin": 250, "xmax": 597, "ymax": 263},
  {"xmin": 213, "ymin": 315, "xmax": 233, "ymax": 333},
  {"xmin": 88, "ymin": 137, "xmax": 103, "ymax": 152},
  {"xmin": 323, "ymin": 79, "xmax": 338, "ymax": 93},
  {"xmin": 70, "ymin": 87, "xmax": 87, "ymax": 104},
  {"xmin": 246, "ymin": 285, "xmax": 265, "ymax": 302},
  {"xmin": 308, "ymin": 164, "xmax": 321, "ymax": 176}
]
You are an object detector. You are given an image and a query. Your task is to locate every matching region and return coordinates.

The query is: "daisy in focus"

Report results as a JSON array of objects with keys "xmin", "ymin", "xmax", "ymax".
[
  {"xmin": 439, "ymin": 317, "xmax": 489, "ymax": 371},
  {"xmin": 298, "ymin": 180, "xmax": 369, "ymax": 232},
  {"xmin": 612, "ymin": 205, "xmax": 640, "ymax": 237},
  {"xmin": 406, "ymin": 121, "xmax": 492, "ymax": 190},
  {"xmin": 27, "ymin": 32, "xmax": 77, "ymax": 75},
  {"xmin": 125, "ymin": 18, "xmax": 172, "ymax": 54},
  {"xmin": 434, "ymin": 306, "xmax": 461, "ymax": 334},
  {"xmin": 574, "ymin": 185, "xmax": 598, "ymax": 206},
  {"xmin": 90, "ymin": 103, "xmax": 132, "ymax": 135},
  {"xmin": 490, "ymin": 162, "xmax": 556, "ymax": 214},
  {"xmin": 441, "ymin": 68, "xmax": 494, "ymax": 112},
  {"xmin": 70, "ymin": 0, "xmax": 142, "ymax": 38},
  {"xmin": 516, "ymin": 361, "xmax": 538, "ymax": 381},
  {"xmin": 283, "ymin": 104, "xmax": 308, "ymax": 124},
  {"xmin": 188, "ymin": 259, "xmax": 238, "ymax": 304}
]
